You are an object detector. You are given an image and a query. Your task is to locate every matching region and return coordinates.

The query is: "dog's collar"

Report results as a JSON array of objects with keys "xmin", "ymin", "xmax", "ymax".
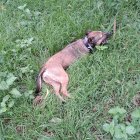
[{"xmin": 83, "ymin": 36, "xmax": 94, "ymax": 53}]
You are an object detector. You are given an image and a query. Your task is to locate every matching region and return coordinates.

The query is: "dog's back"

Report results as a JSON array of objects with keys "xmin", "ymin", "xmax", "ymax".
[{"xmin": 45, "ymin": 39, "xmax": 89, "ymax": 69}]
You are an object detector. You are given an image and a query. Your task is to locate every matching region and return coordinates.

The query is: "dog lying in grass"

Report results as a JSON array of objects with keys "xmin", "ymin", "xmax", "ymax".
[{"xmin": 34, "ymin": 31, "xmax": 112, "ymax": 104}]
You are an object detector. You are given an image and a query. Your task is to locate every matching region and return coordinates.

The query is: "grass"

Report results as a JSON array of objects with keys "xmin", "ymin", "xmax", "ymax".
[{"xmin": 0, "ymin": 0, "xmax": 140, "ymax": 139}]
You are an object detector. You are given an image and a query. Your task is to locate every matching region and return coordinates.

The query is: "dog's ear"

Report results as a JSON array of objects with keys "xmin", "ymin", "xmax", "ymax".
[{"xmin": 85, "ymin": 30, "xmax": 92, "ymax": 36}]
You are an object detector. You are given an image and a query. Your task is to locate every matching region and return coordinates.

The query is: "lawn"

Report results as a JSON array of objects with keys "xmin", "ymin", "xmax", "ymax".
[{"xmin": 0, "ymin": 0, "xmax": 140, "ymax": 139}]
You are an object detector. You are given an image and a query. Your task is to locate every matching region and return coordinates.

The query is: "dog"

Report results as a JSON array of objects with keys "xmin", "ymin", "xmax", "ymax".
[{"xmin": 33, "ymin": 31, "xmax": 112, "ymax": 104}]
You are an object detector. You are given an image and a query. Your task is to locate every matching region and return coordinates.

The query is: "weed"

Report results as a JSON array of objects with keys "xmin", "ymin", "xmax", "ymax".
[{"xmin": 103, "ymin": 107, "xmax": 140, "ymax": 140}]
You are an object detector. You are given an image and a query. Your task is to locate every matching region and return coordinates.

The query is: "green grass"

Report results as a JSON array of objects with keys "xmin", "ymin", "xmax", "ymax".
[{"xmin": 0, "ymin": 0, "xmax": 140, "ymax": 139}]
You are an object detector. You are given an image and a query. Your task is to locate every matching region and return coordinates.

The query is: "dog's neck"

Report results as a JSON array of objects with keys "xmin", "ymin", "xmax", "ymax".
[{"xmin": 83, "ymin": 36, "xmax": 95, "ymax": 53}]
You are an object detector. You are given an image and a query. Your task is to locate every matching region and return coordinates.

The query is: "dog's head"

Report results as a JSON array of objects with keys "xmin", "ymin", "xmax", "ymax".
[{"xmin": 86, "ymin": 31, "xmax": 112, "ymax": 46}]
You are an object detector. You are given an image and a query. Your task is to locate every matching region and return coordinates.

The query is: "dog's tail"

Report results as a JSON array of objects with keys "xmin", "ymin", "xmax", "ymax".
[{"xmin": 34, "ymin": 66, "xmax": 46, "ymax": 97}]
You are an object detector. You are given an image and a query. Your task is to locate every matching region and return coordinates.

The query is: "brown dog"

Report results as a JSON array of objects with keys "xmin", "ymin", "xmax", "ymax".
[{"xmin": 34, "ymin": 31, "xmax": 112, "ymax": 104}]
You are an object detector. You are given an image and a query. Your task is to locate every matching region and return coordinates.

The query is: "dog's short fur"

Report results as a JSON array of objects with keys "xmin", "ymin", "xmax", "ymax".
[{"xmin": 34, "ymin": 31, "xmax": 112, "ymax": 104}]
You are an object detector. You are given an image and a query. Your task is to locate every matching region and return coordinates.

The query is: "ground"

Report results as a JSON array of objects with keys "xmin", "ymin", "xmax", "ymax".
[{"xmin": 0, "ymin": 0, "xmax": 140, "ymax": 140}]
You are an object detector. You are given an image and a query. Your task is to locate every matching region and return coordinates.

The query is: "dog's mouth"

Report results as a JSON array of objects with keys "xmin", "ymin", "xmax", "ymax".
[
  {"xmin": 98, "ymin": 32, "xmax": 112, "ymax": 45},
  {"xmin": 101, "ymin": 39, "xmax": 108, "ymax": 45}
]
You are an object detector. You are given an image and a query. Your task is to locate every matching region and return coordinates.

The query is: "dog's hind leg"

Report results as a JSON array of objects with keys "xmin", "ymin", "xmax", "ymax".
[
  {"xmin": 52, "ymin": 81, "xmax": 65, "ymax": 102},
  {"xmin": 57, "ymin": 71, "xmax": 71, "ymax": 98},
  {"xmin": 60, "ymin": 80, "xmax": 71, "ymax": 98},
  {"xmin": 43, "ymin": 76, "xmax": 65, "ymax": 102}
]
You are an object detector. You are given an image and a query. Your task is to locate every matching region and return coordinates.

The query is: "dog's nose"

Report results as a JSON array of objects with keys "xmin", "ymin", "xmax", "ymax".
[
  {"xmin": 106, "ymin": 32, "xmax": 112, "ymax": 37},
  {"xmin": 107, "ymin": 32, "xmax": 113, "ymax": 36}
]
